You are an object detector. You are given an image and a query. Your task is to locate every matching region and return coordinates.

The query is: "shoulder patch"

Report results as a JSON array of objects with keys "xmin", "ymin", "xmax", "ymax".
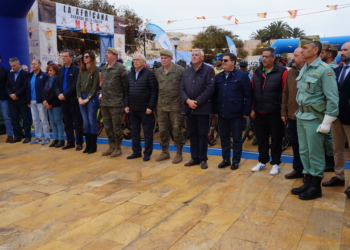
[{"xmin": 327, "ymin": 72, "xmax": 333, "ymax": 76}]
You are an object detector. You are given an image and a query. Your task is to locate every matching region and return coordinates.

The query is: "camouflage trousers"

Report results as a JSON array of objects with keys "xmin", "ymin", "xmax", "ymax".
[
  {"xmin": 101, "ymin": 106, "xmax": 123, "ymax": 143},
  {"xmin": 158, "ymin": 110, "xmax": 185, "ymax": 148}
]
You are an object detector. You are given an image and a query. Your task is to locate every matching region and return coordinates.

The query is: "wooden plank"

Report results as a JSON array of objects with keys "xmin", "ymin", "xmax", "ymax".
[
  {"xmin": 107, "ymin": 202, "xmax": 147, "ymax": 219},
  {"xmin": 313, "ymin": 189, "xmax": 347, "ymax": 212},
  {"xmin": 212, "ymin": 237, "xmax": 258, "ymax": 250},
  {"xmin": 9, "ymin": 191, "xmax": 49, "ymax": 204},
  {"xmin": 255, "ymin": 176, "xmax": 295, "ymax": 204},
  {"xmin": 201, "ymin": 209, "xmax": 240, "ymax": 226},
  {"xmin": 129, "ymin": 185, "xmax": 175, "ymax": 205},
  {"xmin": 239, "ymin": 199, "xmax": 280, "ymax": 225},
  {"xmin": 36, "ymin": 240, "xmax": 80, "ymax": 250},
  {"xmin": 89, "ymin": 179, "xmax": 134, "ymax": 196},
  {"xmin": 0, "ymin": 191, "xmax": 19, "ymax": 201},
  {"xmin": 168, "ymin": 221, "xmax": 230, "ymax": 250},
  {"xmin": 80, "ymin": 238, "xmax": 124, "ymax": 250},
  {"xmin": 0, "ymin": 210, "xmax": 29, "ymax": 228},
  {"xmin": 99, "ymin": 188, "xmax": 142, "ymax": 204},
  {"xmin": 195, "ymin": 182, "xmax": 235, "ymax": 206}
]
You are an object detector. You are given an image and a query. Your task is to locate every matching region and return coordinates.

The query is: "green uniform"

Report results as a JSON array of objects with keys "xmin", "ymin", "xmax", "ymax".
[
  {"xmin": 328, "ymin": 61, "xmax": 338, "ymax": 69},
  {"xmin": 155, "ymin": 64, "xmax": 185, "ymax": 148},
  {"xmin": 101, "ymin": 62, "xmax": 126, "ymax": 143},
  {"xmin": 295, "ymin": 57, "xmax": 339, "ymax": 177}
]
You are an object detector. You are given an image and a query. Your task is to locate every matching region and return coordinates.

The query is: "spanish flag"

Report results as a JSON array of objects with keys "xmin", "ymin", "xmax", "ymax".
[
  {"xmin": 222, "ymin": 16, "xmax": 233, "ymax": 21},
  {"xmin": 196, "ymin": 16, "xmax": 206, "ymax": 19},
  {"xmin": 257, "ymin": 13, "xmax": 267, "ymax": 18},
  {"xmin": 327, "ymin": 5, "xmax": 338, "ymax": 10},
  {"xmin": 235, "ymin": 18, "xmax": 239, "ymax": 24},
  {"xmin": 167, "ymin": 20, "xmax": 176, "ymax": 25},
  {"xmin": 288, "ymin": 10, "xmax": 298, "ymax": 19}
]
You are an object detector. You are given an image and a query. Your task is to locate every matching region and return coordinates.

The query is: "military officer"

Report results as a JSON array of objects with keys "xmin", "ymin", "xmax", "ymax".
[
  {"xmin": 100, "ymin": 47, "xmax": 126, "ymax": 157},
  {"xmin": 291, "ymin": 35, "xmax": 339, "ymax": 200},
  {"xmin": 155, "ymin": 50, "xmax": 185, "ymax": 164},
  {"xmin": 320, "ymin": 44, "xmax": 339, "ymax": 69}
]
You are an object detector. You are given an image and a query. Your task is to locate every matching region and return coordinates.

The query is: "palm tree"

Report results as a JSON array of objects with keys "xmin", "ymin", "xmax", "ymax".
[
  {"xmin": 264, "ymin": 21, "xmax": 291, "ymax": 42},
  {"xmin": 250, "ymin": 29, "xmax": 269, "ymax": 43},
  {"xmin": 287, "ymin": 27, "xmax": 306, "ymax": 38}
]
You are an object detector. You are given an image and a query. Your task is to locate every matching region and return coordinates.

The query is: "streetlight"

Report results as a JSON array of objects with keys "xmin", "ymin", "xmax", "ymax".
[{"xmin": 172, "ymin": 37, "xmax": 180, "ymax": 62}]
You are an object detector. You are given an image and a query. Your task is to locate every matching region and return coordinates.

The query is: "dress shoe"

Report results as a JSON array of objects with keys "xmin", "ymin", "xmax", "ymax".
[
  {"xmin": 218, "ymin": 160, "xmax": 230, "ymax": 168},
  {"xmin": 345, "ymin": 186, "xmax": 350, "ymax": 198},
  {"xmin": 6, "ymin": 136, "xmax": 13, "ymax": 143},
  {"xmin": 200, "ymin": 161, "xmax": 208, "ymax": 169},
  {"xmin": 10, "ymin": 137, "xmax": 22, "ymax": 143},
  {"xmin": 55, "ymin": 140, "xmax": 65, "ymax": 148},
  {"xmin": 23, "ymin": 138, "xmax": 31, "ymax": 143},
  {"xmin": 184, "ymin": 159, "xmax": 200, "ymax": 167},
  {"xmin": 49, "ymin": 140, "xmax": 59, "ymax": 147},
  {"xmin": 285, "ymin": 170, "xmax": 304, "ymax": 179},
  {"xmin": 322, "ymin": 176, "xmax": 345, "ymax": 187},
  {"xmin": 127, "ymin": 153, "xmax": 142, "ymax": 159},
  {"xmin": 143, "ymin": 154, "xmax": 150, "ymax": 162},
  {"xmin": 76, "ymin": 144, "xmax": 83, "ymax": 151},
  {"xmin": 231, "ymin": 162, "xmax": 239, "ymax": 170},
  {"xmin": 62, "ymin": 144, "xmax": 75, "ymax": 150}
]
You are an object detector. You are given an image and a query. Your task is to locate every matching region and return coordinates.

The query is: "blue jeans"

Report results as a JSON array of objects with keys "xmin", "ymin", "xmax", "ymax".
[
  {"xmin": 0, "ymin": 100, "xmax": 14, "ymax": 136},
  {"xmin": 48, "ymin": 107, "xmax": 64, "ymax": 140},
  {"xmin": 30, "ymin": 100, "xmax": 50, "ymax": 139},
  {"xmin": 79, "ymin": 93, "xmax": 99, "ymax": 134}
]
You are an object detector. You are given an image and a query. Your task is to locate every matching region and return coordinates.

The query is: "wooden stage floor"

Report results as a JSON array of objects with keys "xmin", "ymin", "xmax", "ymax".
[{"xmin": 0, "ymin": 134, "xmax": 349, "ymax": 250}]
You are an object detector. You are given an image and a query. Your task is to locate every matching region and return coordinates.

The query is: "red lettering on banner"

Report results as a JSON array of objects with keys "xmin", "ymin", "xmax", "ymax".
[
  {"xmin": 75, "ymin": 20, "xmax": 80, "ymax": 29},
  {"xmin": 96, "ymin": 24, "xmax": 100, "ymax": 32},
  {"xmin": 90, "ymin": 23, "xmax": 93, "ymax": 30},
  {"xmin": 84, "ymin": 21, "xmax": 87, "ymax": 29}
]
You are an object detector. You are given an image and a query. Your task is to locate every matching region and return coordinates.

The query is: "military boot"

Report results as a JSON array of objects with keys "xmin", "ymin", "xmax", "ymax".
[
  {"xmin": 291, "ymin": 174, "xmax": 312, "ymax": 195},
  {"xmin": 111, "ymin": 141, "xmax": 122, "ymax": 157},
  {"xmin": 299, "ymin": 176, "xmax": 323, "ymax": 200},
  {"xmin": 102, "ymin": 141, "xmax": 115, "ymax": 156},
  {"xmin": 156, "ymin": 146, "xmax": 170, "ymax": 161},
  {"xmin": 172, "ymin": 147, "xmax": 183, "ymax": 164}
]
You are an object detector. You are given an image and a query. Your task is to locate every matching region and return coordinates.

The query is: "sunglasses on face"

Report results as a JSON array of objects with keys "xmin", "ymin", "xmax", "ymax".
[
  {"xmin": 262, "ymin": 55, "xmax": 272, "ymax": 59},
  {"xmin": 222, "ymin": 59, "xmax": 231, "ymax": 62},
  {"xmin": 215, "ymin": 58, "xmax": 222, "ymax": 61},
  {"xmin": 83, "ymin": 56, "xmax": 90, "ymax": 58}
]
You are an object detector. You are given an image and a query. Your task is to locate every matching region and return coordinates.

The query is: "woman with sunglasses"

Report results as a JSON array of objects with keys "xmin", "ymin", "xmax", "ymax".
[{"xmin": 76, "ymin": 51, "xmax": 100, "ymax": 154}]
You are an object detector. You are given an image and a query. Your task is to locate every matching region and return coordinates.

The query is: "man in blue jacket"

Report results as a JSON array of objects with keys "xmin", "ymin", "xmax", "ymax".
[
  {"xmin": 27, "ymin": 59, "xmax": 49, "ymax": 145},
  {"xmin": 213, "ymin": 53, "xmax": 253, "ymax": 170},
  {"xmin": 180, "ymin": 48, "xmax": 215, "ymax": 169}
]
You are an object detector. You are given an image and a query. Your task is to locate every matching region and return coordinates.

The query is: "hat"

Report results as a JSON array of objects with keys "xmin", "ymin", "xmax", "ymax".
[
  {"xmin": 107, "ymin": 47, "xmax": 120, "ymax": 55},
  {"xmin": 160, "ymin": 49, "xmax": 173, "ymax": 57},
  {"xmin": 299, "ymin": 35, "xmax": 320, "ymax": 47},
  {"xmin": 322, "ymin": 44, "xmax": 339, "ymax": 52}
]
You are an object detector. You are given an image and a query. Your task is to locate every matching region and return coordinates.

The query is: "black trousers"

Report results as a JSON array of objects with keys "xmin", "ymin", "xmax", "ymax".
[
  {"xmin": 9, "ymin": 103, "xmax": 31, "ymax": 139},
  {"xmin": 255, "ymin": 112, "xmax": 284, "ymax": 165},
  {"xmin": 288, "ymin": 119, "xmax": 304, "ymax": 173},
  {"xmin": 129, "ymin": 111, "xmax": 154, "ymax": 156},
  {"xmin": 218, "ymin": 116, "xmax": 243, "ymax": 163},
  {"xmin": 62, "ymin": 101, "xmax": 83, "ymax": 145},
  {"xmin": 186, "ymin": 114, "xmax": 210, "ymax": 162}
]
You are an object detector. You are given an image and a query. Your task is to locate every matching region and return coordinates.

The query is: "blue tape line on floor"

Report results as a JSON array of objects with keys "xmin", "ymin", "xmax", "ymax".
[{"xmin": 35, "ymin": 133, "xmax": 350, "ymax": 169}]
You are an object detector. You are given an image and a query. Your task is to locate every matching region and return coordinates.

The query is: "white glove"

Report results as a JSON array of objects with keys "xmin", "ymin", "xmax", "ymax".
[{"xmin": 316, "ymin": 115, "xmax": 337, "ymax": 133}]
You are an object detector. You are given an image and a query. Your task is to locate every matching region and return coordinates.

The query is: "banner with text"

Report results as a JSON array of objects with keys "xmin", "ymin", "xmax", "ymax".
[
  {"xmin": 26, "ymin": 0, "xmax": 40, "ymax": 65},
  {"xmin": 39, "ymin": 22, "xmax": 58, "ymax": 70},
  {"xmin": 56, "ymin": 2, "xmax": 114, "ymax": 34}
]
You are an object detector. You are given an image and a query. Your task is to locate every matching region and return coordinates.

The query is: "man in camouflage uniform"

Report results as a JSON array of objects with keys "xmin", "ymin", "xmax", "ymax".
[
  {"xmin": 155, "ymin": 50, "xmax": 185, "ymax": 163},
  {"xmin": 100, "ymin": 47, "xmax": 126, "ymax": 157}
]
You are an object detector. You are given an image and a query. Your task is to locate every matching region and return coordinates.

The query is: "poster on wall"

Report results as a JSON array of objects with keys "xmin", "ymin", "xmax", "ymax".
[
  {"xmin": 114, "ymin": 34, "xmax": 125, "ymax": 60},
  {"xmin": 39, "ymin": 22, "xmax": 58, "ymax": 70},
  {"xmin": 26, "ymin": 0, "xmax": 40, "ymax": 64},
  {"xmin": 56, "ymin": 3, "xmax": 114, "ymax": 34}
]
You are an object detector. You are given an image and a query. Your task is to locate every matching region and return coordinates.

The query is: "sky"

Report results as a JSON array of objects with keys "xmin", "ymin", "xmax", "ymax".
[{"xmin": 110, "ymin": 0, "xmax": 350, "ymax": 41}]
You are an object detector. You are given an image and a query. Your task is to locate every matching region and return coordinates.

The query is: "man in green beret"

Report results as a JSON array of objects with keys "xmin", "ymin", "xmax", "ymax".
[
  {"xmin": 100, "ymin": 47, "xmax": 126, "ymax": 158},
  {"xmin": 320, "ymin": 44, "xmax": 339, "ymax": 69},
  {"xmin": 291, "ymin": 35, "xmax": 339, "ymax": 200},
  {"xmin": 155, "ymin": 49, "xmax": 185, "ymax": 163}
]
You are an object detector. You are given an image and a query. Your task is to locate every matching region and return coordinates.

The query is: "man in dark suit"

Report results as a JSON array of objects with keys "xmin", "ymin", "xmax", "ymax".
[
  {"xmin": 0, "ymin": 56, "xmax": 14, "ymax": 142},
  {"xmin": 5, "ymin": 57, "xmax": 31, "ymax": 143},
  {"xmin": 322, "ymin": 42, "xmax": 350, "ymax": 190},
  {"xmin": 180, "ymin": 48, "xmax": 215, "ymax": 169},
  {"xmin": 213, "ymin": 53, "xmax": 252, "ymax": 170},
  {"xmin": 55, "ymin": 50, "xmax": 83, "ymax": 150}
]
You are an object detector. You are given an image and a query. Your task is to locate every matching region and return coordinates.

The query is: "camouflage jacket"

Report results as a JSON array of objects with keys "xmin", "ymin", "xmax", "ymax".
[
  {"xmin": 101, "ymin": 62, "xmax": 126, "ymax": 107},
  {"xmin": 155, "ymin": 64, "xmax": 184, "ymax": 111}
]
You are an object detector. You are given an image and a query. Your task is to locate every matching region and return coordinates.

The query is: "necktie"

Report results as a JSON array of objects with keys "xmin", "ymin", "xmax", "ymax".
[{"xmin": 339, "ymin": 66, "xmax": 349, "ymax": 87}]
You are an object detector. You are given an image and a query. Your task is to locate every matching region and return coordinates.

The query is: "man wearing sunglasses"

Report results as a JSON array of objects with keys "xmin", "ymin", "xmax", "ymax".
[
  {"xmin": 213, "ymin": 53, "xmax": 252, "ymax": 170},
  {"xmin": 250, "ymin": 47, "xmax": 288, "ymax": 175},
  {"xmin": 213, "ymin": 55, "xmax": 224, "ymax": 76}
]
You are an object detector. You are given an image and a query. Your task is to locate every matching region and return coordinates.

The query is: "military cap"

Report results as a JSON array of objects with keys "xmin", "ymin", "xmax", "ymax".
[
  {"xmin": 160, "ymin": 49, "xmax": 173, "ymax": 57},
  {"xmin": 299, "ymin": 35, "xmax": 320, "ymax": 47},
  {"xmin": 107, "ymin": 47, "xmax": 120, "ymax": 55},
  {"xmin": 322, "ymin": 44, "xmax": 339, "ymax": 51}
]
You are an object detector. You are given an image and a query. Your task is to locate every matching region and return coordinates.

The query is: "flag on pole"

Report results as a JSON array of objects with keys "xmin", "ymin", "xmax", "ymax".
[
  {"xmin": 167, "ymin": 20, "xmax": 176, "ymax": 25},
  {"xmin": 222, "ymin": 16, "xmax": 233, "ymax": 21},
  {"xmin": 196, "ymin": 16, "xmax": 206, "ymax": 19},
  {"xmin": 288, "ymin": 10, "xmax": 298, "ymax": 18},
  {"xmin": 257, "ymin": 13, "xmax": 267, "ymax": 18},
  {"xmin": 327, "ymin": 5, "xmax": 338, "ymax": 10},
  {"xmin": 235, "ymin": 18, "xmax": 239, "ymax": 24}
]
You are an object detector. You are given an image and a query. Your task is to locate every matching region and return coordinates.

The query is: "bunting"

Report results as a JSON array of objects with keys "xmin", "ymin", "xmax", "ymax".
[
  {"xmin": 235, "ymin": 18, "xmax": 239, "ymax": 24},
  {"xmin": 167, "ymin": 20, "xmax": 176, "ymax": 25},
  {"xmin": 257, "ymin": 13, "xmax": 267, "ymax": 18},
  {"xmin": 288, "ymin": 10, "xmax": 298, "ymax": 18},
  {"xmin": 196, "ymin": 16, "xmax": 206, "ymax": 19},
  {"xmin": 222, "ymin": 16, "xmax": 233, "ymax": 21},
  {"xmin": 28, "ymin": 29, "xmax": 37, "ymax": 33},
  {"xmin": 327, "ymin": 5, "xmax": 338, "ymax": 10}
]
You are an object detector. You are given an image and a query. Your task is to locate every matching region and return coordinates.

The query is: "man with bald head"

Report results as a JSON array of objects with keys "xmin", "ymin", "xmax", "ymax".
[
  {"xmin": 323, "ymin": 42, "xmax": 350, "ymax": 192},
  {"xmin": 281, "ymin": 48, "xmax": 305, "ymax": 180}
]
